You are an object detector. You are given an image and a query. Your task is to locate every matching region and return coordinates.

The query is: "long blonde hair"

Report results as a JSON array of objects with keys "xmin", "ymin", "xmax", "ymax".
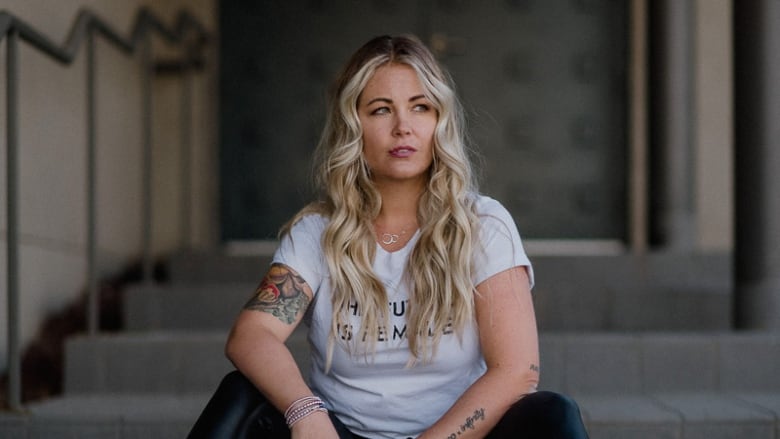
[{"xmin": 288, "ymin": 35, "xmax": 480, "ymax": 367}]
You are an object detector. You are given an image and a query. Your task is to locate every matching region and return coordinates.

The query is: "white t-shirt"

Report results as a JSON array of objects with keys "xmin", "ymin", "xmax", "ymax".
[{"xmin": 273, "ymin": 195, "xmax": 533, "ymax": 439}]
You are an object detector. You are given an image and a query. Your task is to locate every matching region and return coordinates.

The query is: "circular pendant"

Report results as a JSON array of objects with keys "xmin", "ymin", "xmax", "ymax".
[{"xmin": 381, "ymin": 233, "xmax": 399, "ymax": 245}]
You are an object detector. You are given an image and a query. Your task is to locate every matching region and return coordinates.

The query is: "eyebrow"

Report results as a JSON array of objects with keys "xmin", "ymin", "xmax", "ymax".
[{"xmin": 365, "ymin": 94, "xmax": 428, "ymax": 106}]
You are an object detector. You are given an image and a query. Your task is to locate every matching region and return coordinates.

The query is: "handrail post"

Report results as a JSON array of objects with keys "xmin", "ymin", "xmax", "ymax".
[
  {"xmin": 6, "ymin": 28, "xmax": 23, "ymax": 412},
  {"xmin": 141, "ymin": 34, "xmax": 153, "ymax": 284},
  {"xmin": 86, "ymin": 24, "xmax": 99, "ymax": 334}
]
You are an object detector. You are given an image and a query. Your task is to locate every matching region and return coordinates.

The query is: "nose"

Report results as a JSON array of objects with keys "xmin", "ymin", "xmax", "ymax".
[{"xmin": 393, "ymin": 113, "xmax": 412, "ymax": 136}]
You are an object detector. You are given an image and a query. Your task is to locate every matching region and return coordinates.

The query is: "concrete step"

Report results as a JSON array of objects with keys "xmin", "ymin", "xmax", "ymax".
[
  {"xmin": 63, "ymin": 331, "xmax": 231, "ymax": 395},
  {"xmin": 577, "ymin": 392, "xmax": 780, "ymax": 439},
  {"xmin": 3, "ymin": 392, "xmax": 779, "ymax": 438},
  {"xmin": 64, "ymin": 329, "xmax": 310, "ymax": 394},
  {"xmin": 530, "ymin": 252, "xmax": 732, "ymax": 331},
  {"xmin": 1, "ymin": 393, "xmax": 208, "ymax": 439},
  {"xmin": 122, "ymin": 283, "xmax": 256, "ymax": 331},
  {"xmin": 166, "ymin": 249, "xmax": 274, "ymax": 284},
  {"xmin": 539, "ymin": 332, "xmax": 780, "ymax": 395},
  {"xmin": 64, "ymin": 331, "xmax": 778, "ymax": 395},
  {"xmin": 160, "ymin": 250, "xmax": 732, "ymax": 331}
]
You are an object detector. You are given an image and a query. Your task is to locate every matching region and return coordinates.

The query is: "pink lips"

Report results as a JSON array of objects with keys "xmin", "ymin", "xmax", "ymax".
[{"xmin": 389, "ymin": 146, "xmax": 417, "ymax": 158}]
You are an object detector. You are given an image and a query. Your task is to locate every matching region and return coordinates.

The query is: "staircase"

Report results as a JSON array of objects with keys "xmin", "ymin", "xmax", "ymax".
[{"xmin": 2, "ymin": 250, "xmax": 779, "ymax": 438}]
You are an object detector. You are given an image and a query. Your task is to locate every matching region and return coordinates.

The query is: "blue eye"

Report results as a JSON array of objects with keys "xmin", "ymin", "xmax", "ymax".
[
  {"xmin": 413, "ymin": 104, "xmax": 430, "ymax": 112},
  {"xmin": 371, "ymin": 107, "xmax": 390, "ymax": 115}
]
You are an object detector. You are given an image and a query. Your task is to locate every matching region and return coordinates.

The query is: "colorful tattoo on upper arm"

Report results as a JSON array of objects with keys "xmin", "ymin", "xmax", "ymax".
[{"xmin": 244, "ymin": 264, "xmax": 310, "ymax": 324}]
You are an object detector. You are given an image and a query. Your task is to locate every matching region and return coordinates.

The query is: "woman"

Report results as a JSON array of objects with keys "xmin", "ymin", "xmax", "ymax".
[{"xmin": 189, "ymin": 35, "xmax": 589, "ymax": 439}]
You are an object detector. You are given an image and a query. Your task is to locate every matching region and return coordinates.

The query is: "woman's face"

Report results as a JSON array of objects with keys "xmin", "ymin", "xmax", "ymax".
[{"xmin": 357, "ymin": 63, "xmax": 437, "ymax": 188}]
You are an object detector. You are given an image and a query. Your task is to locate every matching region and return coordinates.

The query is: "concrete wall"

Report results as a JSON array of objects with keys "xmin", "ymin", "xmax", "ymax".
[{"xmin": 0, "ymin": 0, "xmax": 218, "ymax": 372}]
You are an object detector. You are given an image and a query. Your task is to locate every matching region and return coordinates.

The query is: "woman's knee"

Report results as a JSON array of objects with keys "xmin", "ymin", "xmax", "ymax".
[
  {"xmin": 188, "ymin": 371, "xmax": 274, "ymax": 439},
  {"xmin": 521, "ymin": 391, "xmax": 582, "ymax": 419},
  {"xmin": 488, "ymin": 391, "xmax": 589, "ymax": 438},
  {"xmin": 218, "ymin": 370, "xmax": 258, "ymax": 398}
]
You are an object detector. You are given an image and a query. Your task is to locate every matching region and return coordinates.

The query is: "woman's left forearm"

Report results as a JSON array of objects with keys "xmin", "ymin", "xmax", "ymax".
[
  {"xmin": 419, "ymin": 266, "xmax": 539, "ymax": 438},
  {"xmin": 417, "ymin": 367, "xmax": 537, "ymax": 439}
]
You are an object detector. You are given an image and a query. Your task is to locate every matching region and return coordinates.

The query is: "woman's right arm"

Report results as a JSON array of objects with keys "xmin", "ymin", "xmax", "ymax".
[{"xmin": 225, "ymin": 263, "xmax": 337, "ymax": 438}]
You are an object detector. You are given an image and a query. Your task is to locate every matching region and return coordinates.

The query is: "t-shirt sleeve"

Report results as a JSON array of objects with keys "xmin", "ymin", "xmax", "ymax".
[
  {"xmin": 473, "ymin": 197, "xmax": 534, "ymax": 288},
  {"xmin": 271, "ymin": 215, "xmax": 327, "ymax": 293}
]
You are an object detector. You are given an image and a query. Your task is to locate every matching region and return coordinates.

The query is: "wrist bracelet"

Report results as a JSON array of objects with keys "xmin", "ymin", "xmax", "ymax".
[{"xmin": 285, "ymin": 395, "xmax": 328, "ymax": 428}]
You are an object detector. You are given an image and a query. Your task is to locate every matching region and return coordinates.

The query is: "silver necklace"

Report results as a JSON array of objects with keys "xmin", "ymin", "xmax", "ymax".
[
  {"xmin": 381, "ymin": 232, "xmax": 402, "ymax": 245},
  {"xmin": 376, "ymin": 224, "xmax": 416, "ymax": 246}
]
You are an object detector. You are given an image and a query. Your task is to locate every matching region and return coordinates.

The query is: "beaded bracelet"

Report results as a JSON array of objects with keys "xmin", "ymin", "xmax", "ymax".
[{"xmin": 285, "ymin": 395, "xmax": 328, "ymax": 428}]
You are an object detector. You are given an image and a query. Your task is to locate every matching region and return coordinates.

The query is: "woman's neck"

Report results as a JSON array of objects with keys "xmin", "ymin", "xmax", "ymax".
[{"xmin": 374, "ymin": 181, "xmax": 422, "ymax": 229}]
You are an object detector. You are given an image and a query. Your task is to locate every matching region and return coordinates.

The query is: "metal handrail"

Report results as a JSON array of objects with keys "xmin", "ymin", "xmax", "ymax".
[{"xmin": 1, "ymin": 7, "xmax": 209, "ymax": 412}]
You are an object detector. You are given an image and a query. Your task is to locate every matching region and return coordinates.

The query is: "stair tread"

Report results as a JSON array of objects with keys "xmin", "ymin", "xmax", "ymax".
[
  {"xmin": 11, "ymin": 391, "xmax": 779, "ymax": 422},
  {"xmin": 27, "ymin": 393, "xmax": 210, "ymax": 421},
  {"xmin": 576, "ymin": 392, "xmax": 780, "ymax": 423},
  {"xmin": 4, "ymin": 392, "xmax": 779, "ymax": 438}
]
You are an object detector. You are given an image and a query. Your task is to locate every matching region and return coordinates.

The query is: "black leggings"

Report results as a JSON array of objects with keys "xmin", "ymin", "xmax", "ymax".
[{"xmin": 188, "ymin": 371, "xmax": 590, "ymax": 439}]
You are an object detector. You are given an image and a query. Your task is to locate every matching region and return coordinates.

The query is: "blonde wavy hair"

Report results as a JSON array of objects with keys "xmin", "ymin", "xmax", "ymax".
[{"xmin": 288, "ymin": 35, "xmax": 480, "ymax": 367}]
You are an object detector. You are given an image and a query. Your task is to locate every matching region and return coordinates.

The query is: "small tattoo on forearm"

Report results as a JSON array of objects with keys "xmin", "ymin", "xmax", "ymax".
[
  {"xmin": 445, "ymin": 408, "xmax": 486, "ymax": 438},
  {"xmin": 244, "ymin": 264, "xmax": 310, "ymax": 324},
  {"xmin": 530, "ymin": 363, "xmax": 540, "ymax": 373}
]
